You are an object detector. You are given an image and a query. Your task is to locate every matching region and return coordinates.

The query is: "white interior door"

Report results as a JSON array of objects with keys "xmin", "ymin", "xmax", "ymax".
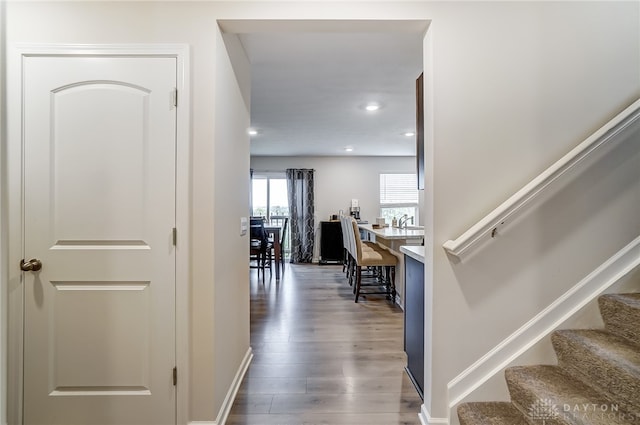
[{"xmin": 22, "ymin": 55, "xmax": 177, "ymax": 425}]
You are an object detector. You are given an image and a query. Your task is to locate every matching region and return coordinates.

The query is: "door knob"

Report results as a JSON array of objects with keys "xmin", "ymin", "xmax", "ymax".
[{"xmin": 20, "ymin": 258, "xmax": 42, "ymax": 272}]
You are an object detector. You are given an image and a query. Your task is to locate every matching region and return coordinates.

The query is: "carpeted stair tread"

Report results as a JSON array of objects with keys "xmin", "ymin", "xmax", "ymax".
[
  {"xmin": 457, "ymin": 293, "xmax": 640, "ymax": 425},
  {"xmin": 599, "ymin": 293, "xmax": 640, "ymax": 347},
  {"xmin": 552, "ymin": 329, "xmax": 640, "ymax": 415},
  {"xmin": 506, "ymin": 365, "xmax": 630, "ymax": 425},
  {"xmin": 457, "ymin": 402, "xmax": 529, "ymax": 425}
]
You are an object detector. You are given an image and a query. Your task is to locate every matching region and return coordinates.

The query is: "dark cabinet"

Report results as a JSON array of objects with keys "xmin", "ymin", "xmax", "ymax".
[
  {"xmin": 320, "ymin": 221, "xmax": 343, "ymax": 264},
  {"xmin": 404, "ymin": 254, "xmax": 424, "ymax": 399}
]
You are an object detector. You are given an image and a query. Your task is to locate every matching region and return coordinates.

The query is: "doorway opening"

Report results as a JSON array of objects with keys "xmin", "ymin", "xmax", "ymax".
[{"xmin": 224, "ymin": 19, "xmax": 428, "ymax": 271}]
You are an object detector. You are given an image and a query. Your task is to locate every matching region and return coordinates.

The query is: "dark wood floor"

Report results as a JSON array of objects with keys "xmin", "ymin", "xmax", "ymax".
[{"xmin": 227, "ymin": 263, "xmax": 423, "ymax": 425}]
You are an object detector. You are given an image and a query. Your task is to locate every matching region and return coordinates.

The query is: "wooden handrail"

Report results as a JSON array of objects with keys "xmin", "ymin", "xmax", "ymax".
[{"xmin": 443, "ymin": 98, "xmax": 640, "ymax": 261}]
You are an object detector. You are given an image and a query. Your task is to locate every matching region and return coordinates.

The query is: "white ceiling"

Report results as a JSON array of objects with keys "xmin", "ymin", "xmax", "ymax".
[{"xmin": 239, "ymin": 31, "xmax": 423, "ymax": 157}]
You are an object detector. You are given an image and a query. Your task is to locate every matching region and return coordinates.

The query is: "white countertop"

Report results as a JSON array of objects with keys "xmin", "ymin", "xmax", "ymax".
[
  {"xmin": 359, "ymin": 224, "xmax": 424, "ymax": 240},
  {"xmin": 400, "ymin": 245, "xmax": 425, "ymax": 263}
]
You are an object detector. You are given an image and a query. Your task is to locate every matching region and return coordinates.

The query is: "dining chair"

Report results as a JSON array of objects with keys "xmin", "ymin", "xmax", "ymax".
[
  {"xmin": 348, "ymin": 217, "xmax": 397, "ymax": 303},
  {"xmin": 339, "ymin": 216, "xmax": 351, "ymax": 277},
  {"xmin": 269, "ymin": 215, "xmax": 288, "ymax": 227},
  {"xmin": 275, "ymin": 217, "xmax": 288, "ymax": 271},
  {"xmin": 249, "ymin": 218, "xmax": 272, "ymax": 279},
  {"xmin": 269, "ymin": 216, "xmax": 289, "ymax": 263},
  {"xmin": 341, "ymin": 215, "xmax": 378, "ymax": 287}
]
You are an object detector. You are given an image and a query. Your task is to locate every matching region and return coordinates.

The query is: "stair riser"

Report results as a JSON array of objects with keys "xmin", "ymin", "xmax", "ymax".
[
  {"xmin": 599, "ymin": 295, "xmax": 640, "ymax": 347},
  {"xmin": 457, "ymin": 402, "xmax": 531, "ymax": 425},
  {"xmin": 552, "ymin": 333, "xmax": 640, "ymax": 416}
]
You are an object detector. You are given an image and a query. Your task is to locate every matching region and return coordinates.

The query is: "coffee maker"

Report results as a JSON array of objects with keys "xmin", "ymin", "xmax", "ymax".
[{"xmin": 349, "ymin": 199, "xmax": 361, "ymax": 220}]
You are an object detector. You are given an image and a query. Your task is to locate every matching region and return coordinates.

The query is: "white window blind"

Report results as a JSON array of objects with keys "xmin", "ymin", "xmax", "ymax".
[{"xmin": 379, "ymin": 173, "xmax": 418, "ymax": 205}]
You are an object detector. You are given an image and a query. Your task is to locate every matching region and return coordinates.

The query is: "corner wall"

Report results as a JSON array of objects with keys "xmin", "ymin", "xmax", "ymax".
[
  {"xmin": 213, "ymin": 28, "xmax": 252, "ymax": 419},
  {"xmin": 4, "ymin": 2, "xmax": 241, "ymax": 422},
  {"xmin": 0, "ymin": 1, "xmax": 6, "ymax": 423},
  {"xmin": 425, "ymin": 1, "xmax": 640, "ymax": 420}
]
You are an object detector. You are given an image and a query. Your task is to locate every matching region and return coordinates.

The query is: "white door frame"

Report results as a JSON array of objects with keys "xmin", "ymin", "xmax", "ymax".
[{"xmin": 6, "ymin": 43, "xmax": 190, "ymax": 425}]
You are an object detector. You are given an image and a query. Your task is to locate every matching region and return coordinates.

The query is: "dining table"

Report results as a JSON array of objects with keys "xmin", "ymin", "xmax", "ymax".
[{"xmin": 264, "ymin": 225, "xmax": 282, "ymax": 280}]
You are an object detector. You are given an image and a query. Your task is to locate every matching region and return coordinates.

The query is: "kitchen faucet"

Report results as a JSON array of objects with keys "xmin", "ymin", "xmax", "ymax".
[{"xmin": 398, "ymin": 214, "xmax": 414, "ymax": 229}]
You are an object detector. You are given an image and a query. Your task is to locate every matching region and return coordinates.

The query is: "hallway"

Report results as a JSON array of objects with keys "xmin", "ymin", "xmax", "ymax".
[{"xmin": 228, "ymin": 264, "xmax": 423, "ymax": 424}]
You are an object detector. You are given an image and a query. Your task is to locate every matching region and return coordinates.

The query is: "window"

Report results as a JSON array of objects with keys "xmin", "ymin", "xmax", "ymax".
[
  {"xmin": 251, "ymin": 178, "xmax": 268, "ymax": 217},
  {"xmin": 268, "ymin": 179, "xmax": 288, "ymax": 218},
  {"xmin": 251, "ymin": 174, "xmax": 289, "ymax": 219},
  {"xmin": 379, "ymin": 173, "xmax": 418, "ymax": 224}
]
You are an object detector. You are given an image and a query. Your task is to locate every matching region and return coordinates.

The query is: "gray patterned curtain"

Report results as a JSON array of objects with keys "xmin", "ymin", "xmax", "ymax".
[{"xmin": 286, "ymin": 168, "xmax": 315, "ymax": 263}]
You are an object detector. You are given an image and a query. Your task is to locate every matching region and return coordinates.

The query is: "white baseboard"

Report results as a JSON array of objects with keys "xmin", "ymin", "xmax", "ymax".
[
  {"xmin": 213, "ymin": 346, "xmax": 253, "ymax": 425},
  {"xmin": 448, "ymin": 235, "xmax": 640, "ymax": 407},
  {"xmin": 188, "ymin": 422, "xmax": 217, "ymax": 425},
  {"xmin": 419, "ymin": 404, "xmax": 449, "ymax": 425}
]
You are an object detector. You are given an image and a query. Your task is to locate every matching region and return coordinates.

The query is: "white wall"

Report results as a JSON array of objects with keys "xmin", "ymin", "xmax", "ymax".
[
  {"xmin": 251, "ymin": 155, "xmax": 418, "ymax": 225},
  {"xmin": 423, "ymin": 1, "xmax": 640, "ymax": 421},
  {"xmin": 213, "ymin": 29, "xmax": 252, "ymax": 418},
  {"xmin": 0, "ymin": 1, "xmax": 6, "ymax": 423},
  {"xmin": 5, "ymin": 2, "xmax": 640, "ymax": 424},
  {"xmin": 4, "ymin": 2, "xmax": 248, "ymax": 422}
]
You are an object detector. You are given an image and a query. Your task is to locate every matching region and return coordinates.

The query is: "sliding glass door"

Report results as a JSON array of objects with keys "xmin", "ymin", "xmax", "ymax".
[
  {"xmin": 251, "ymin": 173, "xmax": 290, "ymax": 257},
  {"xmin": 251, "ymin": 175, "xmax": 289, "ymax": 219}
]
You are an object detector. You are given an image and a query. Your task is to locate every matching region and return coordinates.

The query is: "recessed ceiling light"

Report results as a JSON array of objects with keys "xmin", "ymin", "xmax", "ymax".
[
  {"xmin": 248, "ymin": 128, "xmax": 258, "ymax": 136},
  {"xmin": 403, "ymin": 132, "xmax": 416, "ymax": 137},
  {"xmin": 344, "ymin": 146, "xmax": 354, "ymax": 152},
  {"xmin": 365, "ymin": 103, "xmax": 380, "ymax": 112}
]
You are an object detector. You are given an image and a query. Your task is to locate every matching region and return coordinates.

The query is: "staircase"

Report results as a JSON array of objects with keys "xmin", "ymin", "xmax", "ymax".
[{"xmin": 457, "ymin": 293, "xmax": 640, "ymax": 425}]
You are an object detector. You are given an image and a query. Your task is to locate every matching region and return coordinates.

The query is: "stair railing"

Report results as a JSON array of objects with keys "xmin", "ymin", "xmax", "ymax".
[{"xmin": 443, "ymin": 98, "xmax": 640, "ymax": 261}]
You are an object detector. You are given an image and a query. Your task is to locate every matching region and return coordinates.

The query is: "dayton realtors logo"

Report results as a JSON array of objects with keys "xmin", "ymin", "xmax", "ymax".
[
  {"xmin": 528, "ymin": 399, "xmax": 640, "ymax": 423},
  {"xmin": 528, "ymin": 399, "xmax": 559, "ymax": 424}
]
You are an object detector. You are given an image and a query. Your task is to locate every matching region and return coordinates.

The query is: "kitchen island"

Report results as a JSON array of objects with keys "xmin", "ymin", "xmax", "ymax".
[{"xmin": 400, "ymin": 245, "xmax": 425, "ymax": 398}]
